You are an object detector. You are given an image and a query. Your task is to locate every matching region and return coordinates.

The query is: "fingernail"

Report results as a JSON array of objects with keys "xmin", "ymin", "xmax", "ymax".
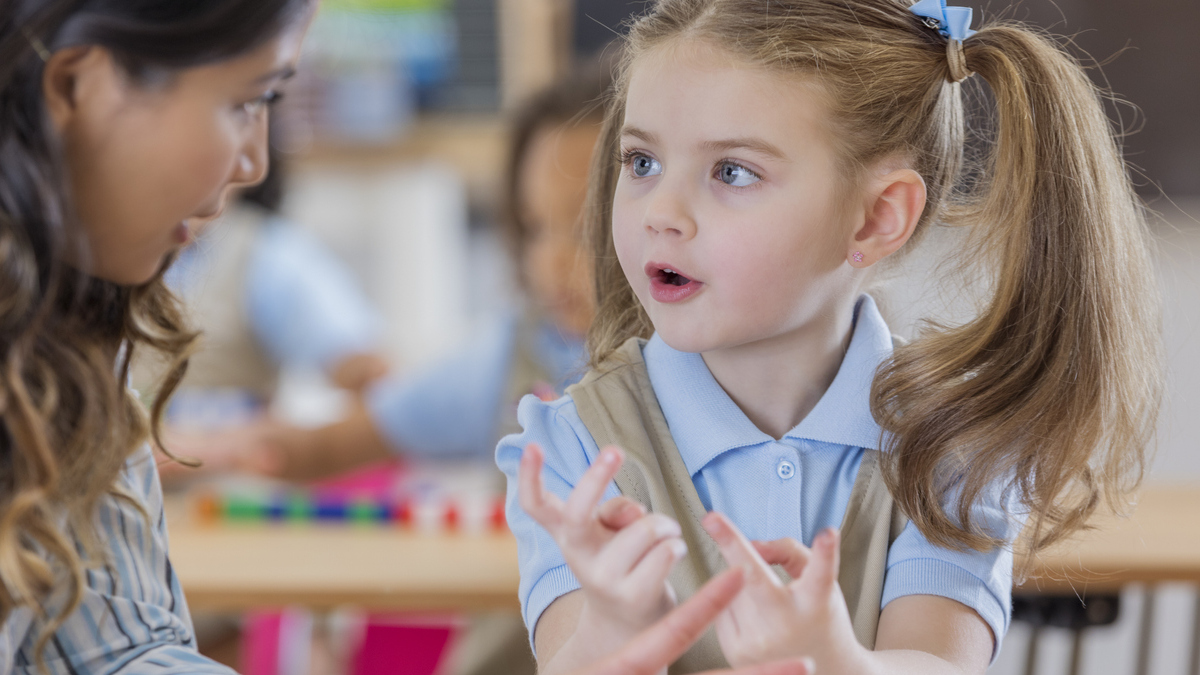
[
  {"xmin": 669, "ymin": 539, "xmax": 688, "ymax": 560},
  {"xmin": 600, "ymin": 449, "xmax": 617, "ymax": 465},
  {"xmin": 654, "ymin": 518, "xmax": 682, "ymax": 539},
  {"xmin": 701, "ymin": 513, "xmax": 724, "ymax": 537}
]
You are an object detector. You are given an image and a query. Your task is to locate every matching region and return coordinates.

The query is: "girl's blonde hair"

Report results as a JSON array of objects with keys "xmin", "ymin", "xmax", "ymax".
[{"xmin": 584, "ymin": 0, "xmax": 1162, "ymax": 559}]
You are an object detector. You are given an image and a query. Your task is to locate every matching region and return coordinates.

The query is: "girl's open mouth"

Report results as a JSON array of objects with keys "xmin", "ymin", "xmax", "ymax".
[{"xmin": 646, "ymin": 262, "xmax": 704, "ymax": 303}]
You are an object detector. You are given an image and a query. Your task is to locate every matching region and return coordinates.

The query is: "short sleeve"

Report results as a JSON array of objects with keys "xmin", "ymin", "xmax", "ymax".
[
  {"xmin": 494, "ymin": 394, "xmax": 620, "ymax": 651},
  {"xmin": 365, "ymin": 317, "xmax": 517, "ymax": 459},
  {"xmin": 8, "ymin": 446, "xmax": 236, "ymax": 674},
  {"xmin": 881, "ymin": 480, "xmax": 1025, "ymax": 661},
  {"xmin": 245, "ymin": 221, "xmax": 382, "ymax": 371}
]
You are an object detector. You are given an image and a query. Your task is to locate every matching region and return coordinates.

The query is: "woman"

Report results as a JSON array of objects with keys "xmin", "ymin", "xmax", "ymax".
[{"xmin": 0, "ymin": 1, "xmax": 811, "ymax": 673}]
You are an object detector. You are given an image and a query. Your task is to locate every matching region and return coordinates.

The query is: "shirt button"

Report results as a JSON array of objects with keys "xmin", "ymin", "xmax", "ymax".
[{"xmin": 777, "ymin": 460, "xmax": 796, "ymax": 480}]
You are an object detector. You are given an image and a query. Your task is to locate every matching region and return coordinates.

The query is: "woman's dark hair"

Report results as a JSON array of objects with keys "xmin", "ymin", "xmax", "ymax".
[
  {"xmin": 0, "ymin": 0, "xmax": 312, "ymax": 662},
  {"xmin": 501, "ymin": 61, "xmax": 613, "ymax": 275}
]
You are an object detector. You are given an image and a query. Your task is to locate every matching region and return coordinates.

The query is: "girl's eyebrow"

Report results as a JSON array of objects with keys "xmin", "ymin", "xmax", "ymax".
[
  {"xmin": 620, "ymin": 126, "xmax": 660, "ymax": 144},
  {"xmin": 621, "ymin": 126, "xmax": 786, "ymax": 161},
  {"xmin": 701, "ymin": 137, "xmax": 786, "ymax": 161}
]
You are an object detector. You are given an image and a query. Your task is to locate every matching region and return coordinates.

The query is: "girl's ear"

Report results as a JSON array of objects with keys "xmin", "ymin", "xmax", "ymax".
[
  {"xmin": 846, "ymin": 168, "xmax": 926, "ymax": 268},
  {"xmin": 42, "ymin": 46, "xmax": 111, "ymax": 134}
]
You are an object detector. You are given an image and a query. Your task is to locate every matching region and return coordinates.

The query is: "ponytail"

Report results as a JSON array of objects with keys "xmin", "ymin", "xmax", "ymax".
[{"xmin": 872, "ymin": 24, "xmax": 1162, "ymax": 557}]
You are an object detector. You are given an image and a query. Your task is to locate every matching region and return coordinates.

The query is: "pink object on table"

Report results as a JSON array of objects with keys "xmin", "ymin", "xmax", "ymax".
[{"xmin": 311, "ymin": 460, "xmax": 404, "ymax": 502}]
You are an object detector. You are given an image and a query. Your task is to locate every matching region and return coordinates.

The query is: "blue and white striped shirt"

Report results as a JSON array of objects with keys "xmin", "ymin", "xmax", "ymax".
[{"xmin": 0, "ymin": 446, "xmax": 233, "ymax": 675}]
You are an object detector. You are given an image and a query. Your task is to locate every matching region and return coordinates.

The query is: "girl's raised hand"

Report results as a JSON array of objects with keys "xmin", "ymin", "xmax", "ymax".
[
  {"xmin": 519, "ymin": 443, "xmax": 688, "ymax": 647},
  {"xmin": 583, "ymin": 568, "xmax": 815, "ymax": 675},
  {"xmin": 702, "ymin": 512, "xmax": 868, "ymax": 672}
]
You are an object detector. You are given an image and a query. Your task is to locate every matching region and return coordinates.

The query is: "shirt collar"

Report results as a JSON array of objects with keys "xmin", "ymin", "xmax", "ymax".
[{"xmin": 643, "ymin": 295, "xmax": 893, "ymax": 476}]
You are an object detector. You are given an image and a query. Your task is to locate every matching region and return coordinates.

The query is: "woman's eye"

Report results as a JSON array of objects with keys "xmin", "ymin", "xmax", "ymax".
[
  {"xmin": 630, "ymin": 154, "xmax": 662, "ymax": 178},
  {"xmin": 717, "ymin": 162, "xmax": 760, "ymax": 187},
  {"xmin": 241, "ymin": 90, "xmax": 284, "ymax": 115}
]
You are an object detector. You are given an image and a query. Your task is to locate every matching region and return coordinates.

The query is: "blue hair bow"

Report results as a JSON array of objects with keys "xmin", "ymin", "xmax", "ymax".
[{"xmin": 909, "ymin": 0, "xmax": 977, "ymax": 41}]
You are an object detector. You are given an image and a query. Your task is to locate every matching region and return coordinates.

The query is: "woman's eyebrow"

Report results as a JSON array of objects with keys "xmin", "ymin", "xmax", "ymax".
[{"xmin": 254, "ymin": 65, "xmax": 297, "ymax": 84}]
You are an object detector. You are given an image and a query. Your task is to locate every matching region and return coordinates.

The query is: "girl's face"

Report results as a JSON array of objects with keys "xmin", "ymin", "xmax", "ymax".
[
  {"xmin": 612, "ymin": 41, "xmax": 860, "ymax": 354},
  {"xmin": 50, "ymin": 20, "xmax": 311, "ymax": 286},
  {"xmin": 519, "ymin": 122, "xmax": 600, "ymax": 335}
]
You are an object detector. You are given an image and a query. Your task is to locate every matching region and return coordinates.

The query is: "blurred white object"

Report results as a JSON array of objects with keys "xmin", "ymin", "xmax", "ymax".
[{"xmin": 285, "ymin": 161, "xmax": 472, "ymax": 368}]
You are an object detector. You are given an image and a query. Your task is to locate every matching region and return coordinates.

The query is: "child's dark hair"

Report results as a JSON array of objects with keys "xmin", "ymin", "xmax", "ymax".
[
  {"xmin": 0, "ymin": 0, "xmax": 313, "ymax": 661},
  {"xmin": 501, "ymin": 61, "xmax": 613, "ymax": 273},
  {"xmin": 585, "ymin": 0, "xmax": 1162, "ymax": 565}
]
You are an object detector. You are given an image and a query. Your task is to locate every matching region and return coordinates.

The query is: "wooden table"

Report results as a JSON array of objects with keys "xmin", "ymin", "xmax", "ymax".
[
  {"xmin": 165, "ymin": 498, "xmax": 521, "ymax": 613},
  {"xmin": 1016, "ymin": 485, "xmax": 1200, "ymax": 593},
  {"xmin": 165, "ymin": 486, "xmax": 1200, "ymax": 675},
  {"xmin": 1010, "ymin": 486, "xmax": 1200, "ymax": 675}
]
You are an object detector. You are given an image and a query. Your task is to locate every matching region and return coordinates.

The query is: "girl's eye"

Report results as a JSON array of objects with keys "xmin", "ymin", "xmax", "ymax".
[
  {"xmin": 717, "ymin": 162, "xmax": 761, "ymax": 187},
  {"xmin": 625, "ymin": 152, "xmax": 662, "ymax": 178},
  {"xmin": 241, "ymin": 90, "xmax": 284, "ymax": 115}
]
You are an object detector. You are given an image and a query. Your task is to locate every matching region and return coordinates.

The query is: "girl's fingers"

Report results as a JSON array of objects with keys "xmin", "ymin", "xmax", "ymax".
[
  {"xmin": 599, "ymin": 513, "xmax": 682, "ymax": 576},
  {"xmin": 795, "ymin": 528, "xmax": 840, "ymax": 597},
  {"xmin": 597, "ymin": 496, "xmax": 647, "ymax": 531},
  {"xmin": 695, "ymin": 658, "xmax": 815, "ymax": 675},
  {"xmin": 563, "ymin": 446, "xmax": 625, "ymax": 526},
  {"xmin": 621, "ymin": 532, "xmax": 688, "ymax": 595},
  {"xmin": 702, "ymin": 512, "xmax": 784, "ymax": 589},
  {"xmin": 596, "ymin": 568, "xmax": 746, "ymax": 675},
  {"xmin": 753, "ymin": 538, "xmax": 811, "ymax": 580},
  {"xmin": 518, "ymin": 444, "xmax": 565, "ymax": 529}
]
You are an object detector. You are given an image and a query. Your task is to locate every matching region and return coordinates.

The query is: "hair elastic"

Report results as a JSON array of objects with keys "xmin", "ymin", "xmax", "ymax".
[
  {"xmin": 22, "ymin": 28, "xmax": 52, "ymax": 63},
  {"xmin": 909, "ymin": 0, "xmax": 976, "ymax": 83}
]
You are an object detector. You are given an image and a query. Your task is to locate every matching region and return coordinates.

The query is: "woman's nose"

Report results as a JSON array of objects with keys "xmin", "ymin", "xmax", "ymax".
[{"xmin": 230, "ymin": 121, "xmax": 269, "ymax": 189}]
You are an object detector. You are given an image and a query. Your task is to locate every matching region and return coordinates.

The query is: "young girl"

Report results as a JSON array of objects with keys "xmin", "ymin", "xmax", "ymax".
[
  {"xmin": 0, "ymin": 0, "xmax": 314, "ymax": 671},
  {"xmin": 498, "ymin": 0, "xmax": 1162, "ymax": 673}
]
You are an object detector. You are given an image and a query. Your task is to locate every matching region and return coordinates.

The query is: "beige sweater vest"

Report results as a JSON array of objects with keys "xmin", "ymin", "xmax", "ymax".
[{"xmin": 566, "ymin": 338, "xmax": 907, "ymax": 673}]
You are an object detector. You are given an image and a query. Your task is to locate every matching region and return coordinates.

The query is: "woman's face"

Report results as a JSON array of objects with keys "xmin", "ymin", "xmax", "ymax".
[{"xmin": 49, "ymin": 19, "xmax": 311, "ymax": 286}]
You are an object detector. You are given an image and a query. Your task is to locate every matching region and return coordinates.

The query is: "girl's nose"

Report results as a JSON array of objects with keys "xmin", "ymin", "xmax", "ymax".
[{"xmin": 643, "ymin": 179, "xmax": 698, "ymax": 240}]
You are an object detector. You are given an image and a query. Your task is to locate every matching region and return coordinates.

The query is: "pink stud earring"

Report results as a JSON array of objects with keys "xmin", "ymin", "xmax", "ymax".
[{"xmin": 852, "ymin": 251, "xmax": 865, "ymax": 263}]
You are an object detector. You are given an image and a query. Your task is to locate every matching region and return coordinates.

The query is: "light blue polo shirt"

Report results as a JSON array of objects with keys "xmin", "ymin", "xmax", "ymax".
[{"xmin": 496, "ymin": 295, "xmax": 1021, "ymax": 656}]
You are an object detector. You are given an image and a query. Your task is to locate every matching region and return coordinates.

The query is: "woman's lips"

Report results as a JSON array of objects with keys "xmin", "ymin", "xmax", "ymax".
[{"xmin": 645, "ymin": 261, "xmax": 704, "ymax": 303}]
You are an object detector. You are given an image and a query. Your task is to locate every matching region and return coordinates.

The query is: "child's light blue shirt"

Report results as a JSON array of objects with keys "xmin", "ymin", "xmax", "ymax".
[
  {"xmin": 496, "ymin": 295, "xmax": 1021, "ymax": 656},
  {"xmin": 367, "ymin": 313, "xmax": 588, "ymax": 458}
]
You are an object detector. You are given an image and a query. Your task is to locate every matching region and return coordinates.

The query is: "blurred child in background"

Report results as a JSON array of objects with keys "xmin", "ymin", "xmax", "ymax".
[{"xmin": 237, "ymin": 66, "xmax": 610, "ymax": 488}]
